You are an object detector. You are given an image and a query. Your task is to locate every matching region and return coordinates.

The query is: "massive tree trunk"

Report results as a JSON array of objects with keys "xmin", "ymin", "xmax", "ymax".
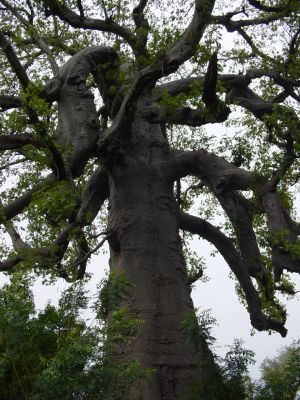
[
  {"xmin": 1, "ymin": 1, "xmax": 298, "ymax": 398},
  {"xmin": 106, "ymin": 116, "xmax": 200, "ymax": 399}
]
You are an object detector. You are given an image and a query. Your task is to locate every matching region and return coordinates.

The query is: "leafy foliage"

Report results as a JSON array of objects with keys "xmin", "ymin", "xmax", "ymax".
[
  {"xmin": 0, "ymin": 274, "xmax": 153, "ymax": 400},
  {"xmin": 254, "ymin": 339, "xmax": 300, "ymax": 400}
]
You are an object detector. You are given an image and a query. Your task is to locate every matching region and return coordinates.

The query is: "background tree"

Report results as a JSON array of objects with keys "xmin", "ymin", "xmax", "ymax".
[
  {"xmin": 254, "ymin": 339, "xmax": 300, "ymax": 400},
  {"xmin": 0, "ymin": 0, "xmax": 299, "ymax": 399}
]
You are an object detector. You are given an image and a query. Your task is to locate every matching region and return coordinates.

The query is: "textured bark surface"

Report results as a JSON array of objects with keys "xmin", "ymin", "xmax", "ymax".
[{"xmin": 107, "ymin": 116, "xmax": 200, "ymax": 399}]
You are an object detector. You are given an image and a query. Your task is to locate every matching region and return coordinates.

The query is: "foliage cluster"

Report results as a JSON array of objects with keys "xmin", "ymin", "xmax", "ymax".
[{"xmin": 0, "ymin": 273, "xmax": 152, "ymax": 400}]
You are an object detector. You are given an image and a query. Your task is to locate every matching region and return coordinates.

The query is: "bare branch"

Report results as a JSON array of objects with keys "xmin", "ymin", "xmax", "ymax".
[
  {"xmin": 132, "ymin": 0, "xmax": 150, "ymax": 57},
  {"xmin": 144, "ymin": 52, "xmax": 231, "ymax": 127},
  {"xmin": 211, "ymin": 7, "xmax": 292, "ymax": 29},
  {"xmin": 246, "ymin": 68, "xmax": 300, "ymax": 88},
  {"xmin": 73, "ymin": 227, "xmax": 90, "ymax": 280},
  {"xmin": 0, "ymin": 134, "xmax": 42, "ymax": 150},
  {"xmin": 100, "ymin": 0, "xmax": 109, "ymax": 20},
  {"xmin": 262, "ymin": 191, "xmax": 300, "ymax": 280},
  {"xmin": 43, "ymin": 0, "xmax": 136, "ymax": 50},
  {"xmin": 1, "ymin": 216, "xmax": 30, "ymax": 252},
  {"xmin": 25, "ymin": 0, "xmax": 34, "ymax": 23},
  {"xmin": 217, "ymin": 191, "xmax": 274, "ymax": 290},
  {"xmin": 143, "ymin": 102, "xmax": 230, "ymax": 126},
  {"xmin": 1, "ymin": 174, "xmax": 55, "ymax": 220},
  {"xmin": 223, "ymin": 74, "xmax": 300, "ymax": 125},
  {"xmin": 202, "ymin": 52, "xmax": 218, "ymax": 106},
  {"xmin": 287, "ymin": 27, "xmax": 300, "ymax": 64},
  {"xmin": 154, "ymin": 77, "xmax": 202, "ymax": 99},
  {"xmin": 0, "ymin": 255, "xmax": 22, "ymax": 272},
  {"xmin": 236, "ymin": 26, "xmax": 274, "ymax": 61},
  {"xmin": 0, "ymin": 94, "xmax": 22, "ymax": 111},
  {"xmin": 0, "ymin": 31, "xmax": 30, "ymax": 87},
  {"xmin": 248, "ymin": 0, "xmax": 292, "ymax": 13},
  {"xmin": 168, "ymin": 149, "xmax": 254, "ymax": 192},
  {"xmin": 0, "ymin": 32, "xmax": 66, "ymax": 180},
  {"xmin": 77, "ymin": 0, "xmax": 84, "ymax": 19},
  {"xmin": 179, "ymin": 211, "xmax": 287, "ymax": 336},
  {"xmin": 77, "ymin": 167, "xmax": 109, "ymax": 225},
  {"xmin": 72, "ymin": 234, "xmax": 108, "ymax": 273},
  {"xmin": 0, "ymin": 167, "xmax": 109, "ymax": 280},
  {"xmin": 165, "ymin": 0, "xmax": 215, "ymax": 72}
]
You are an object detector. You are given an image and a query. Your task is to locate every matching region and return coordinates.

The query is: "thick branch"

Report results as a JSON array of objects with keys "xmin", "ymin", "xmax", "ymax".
[
  {"xmin": 143, "ymin": 102, "xmax": 230, "ymax": 126},
  {"xmin": 43, "ymin": 0, "xmax": 136, "ymax": 50},
  {"xmin": 165, "ymin": 0, "xmax": 215, "ymax": 72},
  {"xmin": 154, "ymin": 77, "xmax": 202, "ymax": 99},
  {"xmin": 179, "ymin": 211, "xmax": 287, "ymax": 336},
  {"xmin": 168, "ymin": 149, "xmax": 254, "ymax": 192},
  {"xmin": 132, "ymin": 0, "xmax": 150, "ymax": 57},
  {"xmin": 217, "ymin": 191, "xmax": 274, "ymax": 293},
  {"xmin": 54, "ymin": 46, "xmax": 119, "ymax": 176},
  {"xmin": 223, "ymin": 75, "xmax": 300, "ymax": 135},
  {"xmin": 262, "ymin": 191, "xmax": 300, "ymax": 280},
  {"xmin": 2, "ymin": 218, "xmax": 30, "ymax": 252},
  {"xmin": 0, "ymin": 255, "xmax": 22, "ymax": 272},
  {"xmin": 1, "ymin": 174, "xmax": 55, "ymax": 221},
  {"xmin": 77, "ymin": 167, "xmax": 109, "ymax": 225},
  {"xmin": 0, "ymin": 134, "xmax": 42, "ymax": 150},
  {"xmin": 0, "ymin": 95, "xmax": 22, "ymax": 111},
  {"xmin": 172, "ymin": 148, "xmax": 275, "ymax": 295},
  {"xmin": 202, "ymin": 52, "xmax": 218, "ymax": 106},
  {"xmin": 0, "ymin": 32, "xmax": 30, "ymax": 87},
  {"xmin": 148, "ymin": 53, "xmax": 230, "ymax": 126},
  {"xmin": 246, "ymin": 68, "xmax": 300, "ymax": 88}
]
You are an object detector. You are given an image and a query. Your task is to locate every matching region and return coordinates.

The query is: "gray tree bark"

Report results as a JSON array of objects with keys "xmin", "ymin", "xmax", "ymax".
[{"xmin": 106, "ymin": 115, "xmax": 201, "ymax": 399}]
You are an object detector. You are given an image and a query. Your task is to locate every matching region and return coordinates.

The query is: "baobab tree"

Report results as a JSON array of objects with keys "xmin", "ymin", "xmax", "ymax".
[{"xmin": 0, "ymin": 0, "xmax": 299, "ymax": 399}]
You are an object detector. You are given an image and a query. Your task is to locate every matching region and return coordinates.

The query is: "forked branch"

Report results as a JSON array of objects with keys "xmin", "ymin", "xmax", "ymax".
[
  {"xmin": 43, "ymin": 0, "xmax": 136, "ymax": 50},
  {"xmin": 168, "ymin": 149, "xmax": 254, "ymax": 192},
  {"xmin": 179, "ymin": 211, "xmax": 287, "ymax": 336}
]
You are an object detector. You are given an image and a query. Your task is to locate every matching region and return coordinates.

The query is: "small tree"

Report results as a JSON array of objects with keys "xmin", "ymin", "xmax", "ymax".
[
  {"xmin": 0, "ymin": 1, "xmax": 299, "ymax": 398},
  {"xmin": 255, "ymin": 339, "xmax": 300, "ymax": 400},
  {"xmin": 0, "ymin": 275, "xmax": 153, "ymax": 400},
  {"xmin": 222, "ymin": 338, "xmax": 255, "ymax": 400}
]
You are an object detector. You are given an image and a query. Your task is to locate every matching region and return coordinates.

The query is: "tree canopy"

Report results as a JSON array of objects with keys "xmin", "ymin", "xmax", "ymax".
[{"xmin": 0, "ymin": 0, "xmax": 300, "ymax": 398}]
